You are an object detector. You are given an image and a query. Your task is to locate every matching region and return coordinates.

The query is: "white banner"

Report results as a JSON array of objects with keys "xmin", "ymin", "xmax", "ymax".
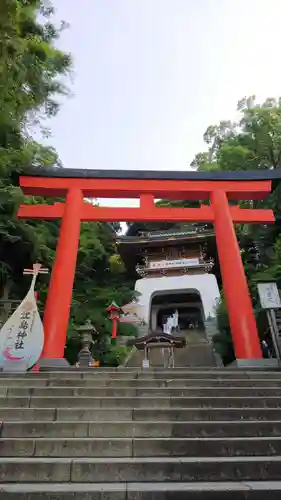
[
  {"xmin": 0, "ymin": 277, "xmax": 44, "ymax": 370},
  {"xmin": 148, "ymin": 258, "xmax": 199, "ymax": 269}
]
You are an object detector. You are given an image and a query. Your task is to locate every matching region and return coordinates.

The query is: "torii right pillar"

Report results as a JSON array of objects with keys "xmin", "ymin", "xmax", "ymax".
[{"xmin": 211, "ymin": 190, "xmax": 264, "ymax": 367}]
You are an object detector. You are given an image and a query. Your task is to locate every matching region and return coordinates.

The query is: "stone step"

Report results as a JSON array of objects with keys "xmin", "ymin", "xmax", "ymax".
[
  {"xmin": 0, "ymin": 456, "xmax": 281, "ymax": 482},
  {"xmin": 5, "ymin": 386, "xmax": 281, "ymax": 397},
  {"xmin": 2, "ymin": 436, "xmax": 281, "ymax": 457},
  {"xmin": 1, "ymin": 481, "xmax": 281, "ymax": 499},
  {"xmin": 3, "ymin": 395, "xmax": 281, "ymax": 408},
  {"xmin": 3, "ymin": 377, "xmax": 281, "ymax": 387},
  {"xmin": 3, "ymin": 419, "xmax": 281, "ymax": 438},
  {"xmin": 1, "ymin": 369, "xmax": 281, "ymax": 379},
  {"xmin": 130, "ymin": 407, "xmax": 281, "ymax": 421},
  {"xmin": 127, "ymin": 343, "xmax": 217, "ymax": 367},
  {"xmin": 137, "ymin": 371, "xmax": 281, "ymax": 379},
  {"xmin": 1, "ymin": 367, "xmax": 280, "ymax": 496},
  {"xmin": 1, "ymin": 406, "xmax": 281, "ymax": 421},
  {"xmin": 0, "ymin": 408, "xmax": 56, "ymax": 421}
]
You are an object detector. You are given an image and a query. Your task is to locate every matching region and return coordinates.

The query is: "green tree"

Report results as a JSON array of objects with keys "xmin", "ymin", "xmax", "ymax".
[
  {"xmin": 193, "ymin": 96, "xmax": 281, "ymax": 362},
  {"xmin": 0, "ymin": 2, "xmax": 136, "ymax": 367},
  {"xmin": 192, "ymin": 97, "xmax": 281, "ymax": 172},
  {"xmin": 0, "ymin": 0, "xmax": 71, "ymax": 300}
]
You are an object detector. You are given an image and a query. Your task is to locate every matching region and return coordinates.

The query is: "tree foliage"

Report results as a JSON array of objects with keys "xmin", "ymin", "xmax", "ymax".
[
  {"xmin": 193, "ymin": 96, "xmax": 281, "ymax": 361},
  {"xmin": 0, "ymin": 1, "xmax": 136, "ymax": 365},
  {"xmin": 0, "ymin": 0, "xmax": 69, "ymax": 295}
]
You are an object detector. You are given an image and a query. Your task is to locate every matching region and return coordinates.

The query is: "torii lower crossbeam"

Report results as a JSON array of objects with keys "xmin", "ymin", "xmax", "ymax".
[
  {"xmin": 18, "ymin": 202, "xmax": 274, "ymax": 224},
  {"xmin": 17, "ymin": 169, "xmax": 280, "ymax": 367}
]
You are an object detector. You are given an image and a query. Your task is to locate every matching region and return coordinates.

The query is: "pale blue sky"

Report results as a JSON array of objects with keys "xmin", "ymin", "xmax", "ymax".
[{"xmin": 48, "ymin": 0, "xmax": 281, "ymax": 207}]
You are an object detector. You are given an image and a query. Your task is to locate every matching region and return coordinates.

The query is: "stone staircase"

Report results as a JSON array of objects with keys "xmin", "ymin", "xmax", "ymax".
[
  {"xmin": 0, "ymin": 368, "xmax": 281, "ymax": 497},
  {"xmin": 126, "ymin": 338, "xmax": 217, "ymax": 367},
  {"xmin": 173, "ymin": 342, "xmax": 217, "ymax": 367}
]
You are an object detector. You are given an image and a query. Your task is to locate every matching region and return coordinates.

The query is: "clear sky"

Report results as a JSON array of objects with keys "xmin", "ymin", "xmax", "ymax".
[{"xmin": 48, "ymin": 0, "xmax": 281, "ymax": 209}]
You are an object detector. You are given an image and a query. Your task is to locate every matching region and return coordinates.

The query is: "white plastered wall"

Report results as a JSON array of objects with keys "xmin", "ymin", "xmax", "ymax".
[{"xmin": 134, "ymin": 274, "xmax": 220, "ymax": 325}]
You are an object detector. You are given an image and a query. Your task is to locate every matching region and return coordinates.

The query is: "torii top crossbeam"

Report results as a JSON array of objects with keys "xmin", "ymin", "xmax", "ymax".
[
  {"xmin": 18, "ymin": 168, "xmax": 281, "ymax": 223},
  {"xmin": 16, "ymin": 168, "xmax": 281, "ymax": 367}
]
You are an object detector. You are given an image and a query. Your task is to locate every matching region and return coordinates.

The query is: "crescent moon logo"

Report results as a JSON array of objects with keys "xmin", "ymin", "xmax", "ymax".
[{"xmin": 2, "ymin": 348, "xmax": 24, "ymax": 361}]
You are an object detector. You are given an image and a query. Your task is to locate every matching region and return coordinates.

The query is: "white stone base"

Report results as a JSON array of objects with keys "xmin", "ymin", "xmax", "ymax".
[{"xmin": 134, "ymin": 274, "xmax": 220, "ymax": 328}]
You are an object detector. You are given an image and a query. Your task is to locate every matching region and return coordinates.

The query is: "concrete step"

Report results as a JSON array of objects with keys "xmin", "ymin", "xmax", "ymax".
[
  {"xmin": 3, "ymin": 377, "xmax": 281, "ymax": 387},
  {"xmin": 3, "ymin": 419, "xmax": 281, "ymax": 438},
  {"xmin": 1, "ymin": 368, "xmax": 281, "ymax": 495},
  {"xmin": 2, "ymin": 436, "xmax": 281, "ymax": 457},
  {"xmin": 1, "ymin": 369, "xmax": 281, "ymax": 380},
  {"xmin": 127, "ymin": 346, "xmax": 217, "ymax": 367},
  {"xmin": 130, "ymin": 407, "xmax": 281, "ymax": 421},
  {"xmin": 1, "ymin": 456, "xmax": 281, "ymax": 482},
  {"xmin": 3, "ymin": 395, "xmax": 281, "ymax": 408},
  {"xmin": 175, "ymin": 344, "xmax": 217, "ymax": 367},
  {"xmin": 2, "ymin": 406, "xmax": 281, "ymax": 421},
  {"xmin": 137, "ymin": 371, "xmax": 281, "ymax": 379},
  {"xmin": 1, "ymin": 481, "xmax": 281, "ymax": 499},
  {"xmin": 5, "ymin": 386, "xmax": 281, "ymax": 397},
  {"xmin": 0, "ymin": 408, "xmax": 57, "ymax": 421}
]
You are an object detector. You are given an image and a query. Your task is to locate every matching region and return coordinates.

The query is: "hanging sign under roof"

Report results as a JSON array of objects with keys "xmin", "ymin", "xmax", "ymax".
[{"xmin": 148, "ymin": 259, "xmax": 199, "ymax": 269}]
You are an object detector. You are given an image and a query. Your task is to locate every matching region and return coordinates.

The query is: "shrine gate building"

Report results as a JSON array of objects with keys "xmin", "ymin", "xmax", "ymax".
[{"xmin": 17, "ymin": 168, "xmax": 281, "ymax": 367}]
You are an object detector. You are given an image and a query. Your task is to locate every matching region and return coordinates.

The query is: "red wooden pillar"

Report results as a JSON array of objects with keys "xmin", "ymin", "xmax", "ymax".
[
  {"xmin": 211, "ymin": 190, "xmax": 262, "ymax": 359},
  {"xmin": 42, "ymin": 188, "xmax": 83, "ymax": 360},
  {"xmin": 111, "ymin": 318, "xmax": 118, "ymax": 339}
]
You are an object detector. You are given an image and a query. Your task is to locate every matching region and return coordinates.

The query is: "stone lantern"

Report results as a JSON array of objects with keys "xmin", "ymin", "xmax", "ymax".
[{"xmin": 77, "ymin": 319, "xmax": 97, "ymax": 368}]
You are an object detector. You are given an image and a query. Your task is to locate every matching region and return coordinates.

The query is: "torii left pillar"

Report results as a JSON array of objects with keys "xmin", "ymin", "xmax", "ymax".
[{"xmin": 41, "ymin": 188, "xmax": 83, "ymax": 367}]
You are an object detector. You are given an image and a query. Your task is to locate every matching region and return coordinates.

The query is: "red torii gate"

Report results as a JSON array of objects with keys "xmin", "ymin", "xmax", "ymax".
[{"xmin": 17, "ymin": 168, "xmax": 279, "ymax": 366}]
